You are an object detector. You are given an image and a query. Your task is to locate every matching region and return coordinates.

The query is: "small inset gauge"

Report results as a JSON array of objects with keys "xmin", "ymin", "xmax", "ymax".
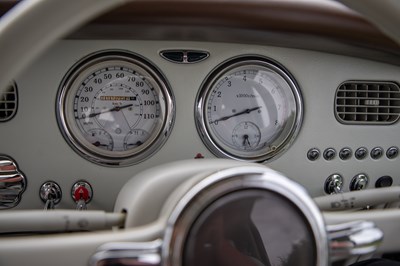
[
  {"xmin": 232, "ymin": 121, "xmax": 261, "ymax": 150},
  {"xmin": 124, "ymin": 129, "xmax": 150, "ymax": 150},
  {"xmin": 195, "ymin": 56, "xmax": 303, "ymax": 162},
  {"xmin": 86, "ymin": 128, "xmax": 113, "ymax": 151},
  {"xmin": 57, "ymin": 50, "xmax": 175, "ymax": 166}
]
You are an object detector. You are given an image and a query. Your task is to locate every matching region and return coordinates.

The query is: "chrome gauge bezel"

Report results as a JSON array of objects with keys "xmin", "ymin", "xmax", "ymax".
[
  {"xmin": 195, "ymin": 56, "xmax": 303, "ymax": 162},
  {"xmin": 57, "ymin": 50, "xmax": 175, "ymax": 166}
]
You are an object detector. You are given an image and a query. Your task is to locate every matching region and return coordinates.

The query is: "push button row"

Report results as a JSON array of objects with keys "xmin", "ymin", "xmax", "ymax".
[{"xmin": 307, "ymin": 146, "xmax": 398, "ymax": 161}]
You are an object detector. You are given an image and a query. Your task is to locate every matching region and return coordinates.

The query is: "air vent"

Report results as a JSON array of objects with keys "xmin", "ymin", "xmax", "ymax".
[
  {"xmin": 335, "ymin": 81, "xmax": 400, "ymax": 125},
  {"xmin": 0, "ymin": 82, "xmax": 18, "ymax": 122}
]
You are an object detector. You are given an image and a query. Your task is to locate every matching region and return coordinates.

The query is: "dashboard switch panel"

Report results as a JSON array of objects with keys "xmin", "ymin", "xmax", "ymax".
[
  {"xmin": 0, "ymin": 155, "xmax": 26, "ymax": 209},
  {"xmin": 350, "ymin": 174, "xmax": 369, "ymax": 191}
]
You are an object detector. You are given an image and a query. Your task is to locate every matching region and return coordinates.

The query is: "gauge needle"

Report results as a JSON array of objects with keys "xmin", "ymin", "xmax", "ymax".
[
  {"xmin": 87, "ymin": 104, "xmax": 133, "ymax": 118},
  {"xmin": 243, "ymin": 134, "xmax": 251, "ymax": 147},
  {"xmin": 92, "ymin": 141, "xmax": 109, "ymax": 147},
  {"xmin": 126, "ymin": 141, "xmax": 143, "ymax": 148},
  {"xmin": 213, "ymin": 106, "xmax": 261, "ymax": 123}
]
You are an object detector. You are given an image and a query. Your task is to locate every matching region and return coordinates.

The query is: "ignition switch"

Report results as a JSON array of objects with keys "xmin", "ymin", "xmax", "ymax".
[
  {"xmin": 71, "ymin": 181, "xmax": 92, "ymax": 210},
  {"xmin": 350, "ymin": 174, "xmax": 369, "ymax": 191}
]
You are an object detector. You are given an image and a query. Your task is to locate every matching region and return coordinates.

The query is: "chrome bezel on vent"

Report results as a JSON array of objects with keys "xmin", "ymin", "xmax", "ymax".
[
  {"xmin": 335, "ymin": 81, "xmax": 400, "ymax": 125},
  {"xmin": 0, "ymin": 82, "xmax": 18, "ymax": 122}
]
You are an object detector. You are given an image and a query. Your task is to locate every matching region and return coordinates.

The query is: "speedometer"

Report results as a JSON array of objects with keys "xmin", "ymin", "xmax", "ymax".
[
  {"xmin": 195, "ymin": 56, "xmax": 302, "ymax": 162},
  {"xmin": 57, "ymin": 50, "xmax": 174, "ymax": 166}
]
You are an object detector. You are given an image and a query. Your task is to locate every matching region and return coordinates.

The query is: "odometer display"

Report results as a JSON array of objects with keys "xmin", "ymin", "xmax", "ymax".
[
  {"xmin": 57, "ymin": 51, "xmax": 174, "ymax": 166},
  {"xmin": 195, "ymin": 56, "xmax": 303, "ymax": 162}
]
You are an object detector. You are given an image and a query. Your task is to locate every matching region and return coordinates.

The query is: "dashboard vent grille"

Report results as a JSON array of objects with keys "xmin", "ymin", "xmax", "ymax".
[
  {"xmin": 0, "ymin": 83, "xmax": 18, "ymax": 122},
  {"xmin": 335, "ymin": 81, "xmax": 400, "ymax": 125}
]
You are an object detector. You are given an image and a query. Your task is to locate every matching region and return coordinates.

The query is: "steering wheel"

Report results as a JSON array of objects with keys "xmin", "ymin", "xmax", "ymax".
[
  {"xmin": 0, "ymin": 0, "xmax": 127, "ymax": 94},
  {"xmin": 0, "ymin": 1, "xmax": 399, "ymax": 266}
]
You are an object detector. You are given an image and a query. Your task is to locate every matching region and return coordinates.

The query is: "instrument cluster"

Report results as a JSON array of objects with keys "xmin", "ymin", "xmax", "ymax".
[{"xmin": 56, "ymin": 50, "xmax": 303, "ymax": 166}]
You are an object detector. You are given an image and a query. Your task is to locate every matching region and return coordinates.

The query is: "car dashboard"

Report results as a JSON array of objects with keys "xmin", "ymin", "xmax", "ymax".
[
  {"xmin": 1, "ymin": 1, "xmax": 400, "ymax": 265},
  {"xmin": 2, "ymin": 39, "xmax": 399, "ymax": 211}
]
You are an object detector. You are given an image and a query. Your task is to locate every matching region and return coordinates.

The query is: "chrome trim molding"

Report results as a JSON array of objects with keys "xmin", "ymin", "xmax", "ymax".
[
  {"xmin": 0, "ymin": 155, "xmax": 26, "ymax": 209},
  {"xmin": 90, "ymin": 240, "xmax": 162, "ymax": 266},
  {"xmin": 327, "ymin": 221, "xmax": 383, "ymax": 262}
]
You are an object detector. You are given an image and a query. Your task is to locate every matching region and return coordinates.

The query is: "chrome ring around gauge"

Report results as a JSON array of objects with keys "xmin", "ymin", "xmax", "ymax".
[
  {"xmin": 195, "ymin": 56, "xmax": 303, "ymax": 162},
  {"xmin": 57, "ymin": 50, "xmax": 175, "ymax": 166}
]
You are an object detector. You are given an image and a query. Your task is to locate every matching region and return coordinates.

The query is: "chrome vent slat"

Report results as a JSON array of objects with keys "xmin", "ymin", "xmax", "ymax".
[
  {"xmin": 0, "ymin": 83, "xmax": 18, "ymax": 122},
  {"xmin": 338, "ymin": 112, "xmax": 397, "ymax": 115},
  {"xmin": 336, "ymin": 105, "xmax": 400, "ymax": 108},
  {"xmin": 336, "ymin": 97, "xmax": 400, "ymax": 100},
  {"xmin": 337, "ymin": 90, "xmax": 397, "ymax": 93},
  {"xmin": 335, "ymin": 81, "xmax": 400, "ymax": 125}
]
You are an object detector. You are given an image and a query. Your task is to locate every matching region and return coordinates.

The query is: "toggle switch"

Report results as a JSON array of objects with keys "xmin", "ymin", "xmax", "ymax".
[
  {"xmin": 40, "ymin": 181, "xmax": 62, "ymax": 210},
  {"xmin": 71, "ymin": 181, "xmax": 92, "ymax": 210},
  {"xmin": 350, "ymin": 174, "xmax": 369, "ymax": 191},
  {"xmin": 324, "ymin": 174, "xmax": 343, "ymax": 194}
]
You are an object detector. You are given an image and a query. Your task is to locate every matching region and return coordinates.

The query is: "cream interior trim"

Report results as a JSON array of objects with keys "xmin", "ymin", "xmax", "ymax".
[{"xmin": 0, "ymin": 0, "xmax": 128, "ymax": 94}]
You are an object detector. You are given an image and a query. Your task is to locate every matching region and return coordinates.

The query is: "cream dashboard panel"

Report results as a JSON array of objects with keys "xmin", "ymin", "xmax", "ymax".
[{"xmin": 2, "ymin": 40, "xmax": 400, "ymax": 211}]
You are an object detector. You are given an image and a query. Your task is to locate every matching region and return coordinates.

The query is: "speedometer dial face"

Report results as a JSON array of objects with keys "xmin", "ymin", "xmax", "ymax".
[
  {"xmin": 196, "ymin": 56, "xmax": 303, "ymax": 162},
  {"xmin": 57, "ymin": 51, "xmax": 174, "ymax": 166}
]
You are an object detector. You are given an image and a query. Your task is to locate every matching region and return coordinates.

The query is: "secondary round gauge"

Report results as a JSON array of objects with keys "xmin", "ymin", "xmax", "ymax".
[
  {"xmin": 195, "ymin": 56, "xmax": 303, "ymax": 162},
  {"xmin": 57, "ymin": 50, "xmax": 175, "ymax": 166}
]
